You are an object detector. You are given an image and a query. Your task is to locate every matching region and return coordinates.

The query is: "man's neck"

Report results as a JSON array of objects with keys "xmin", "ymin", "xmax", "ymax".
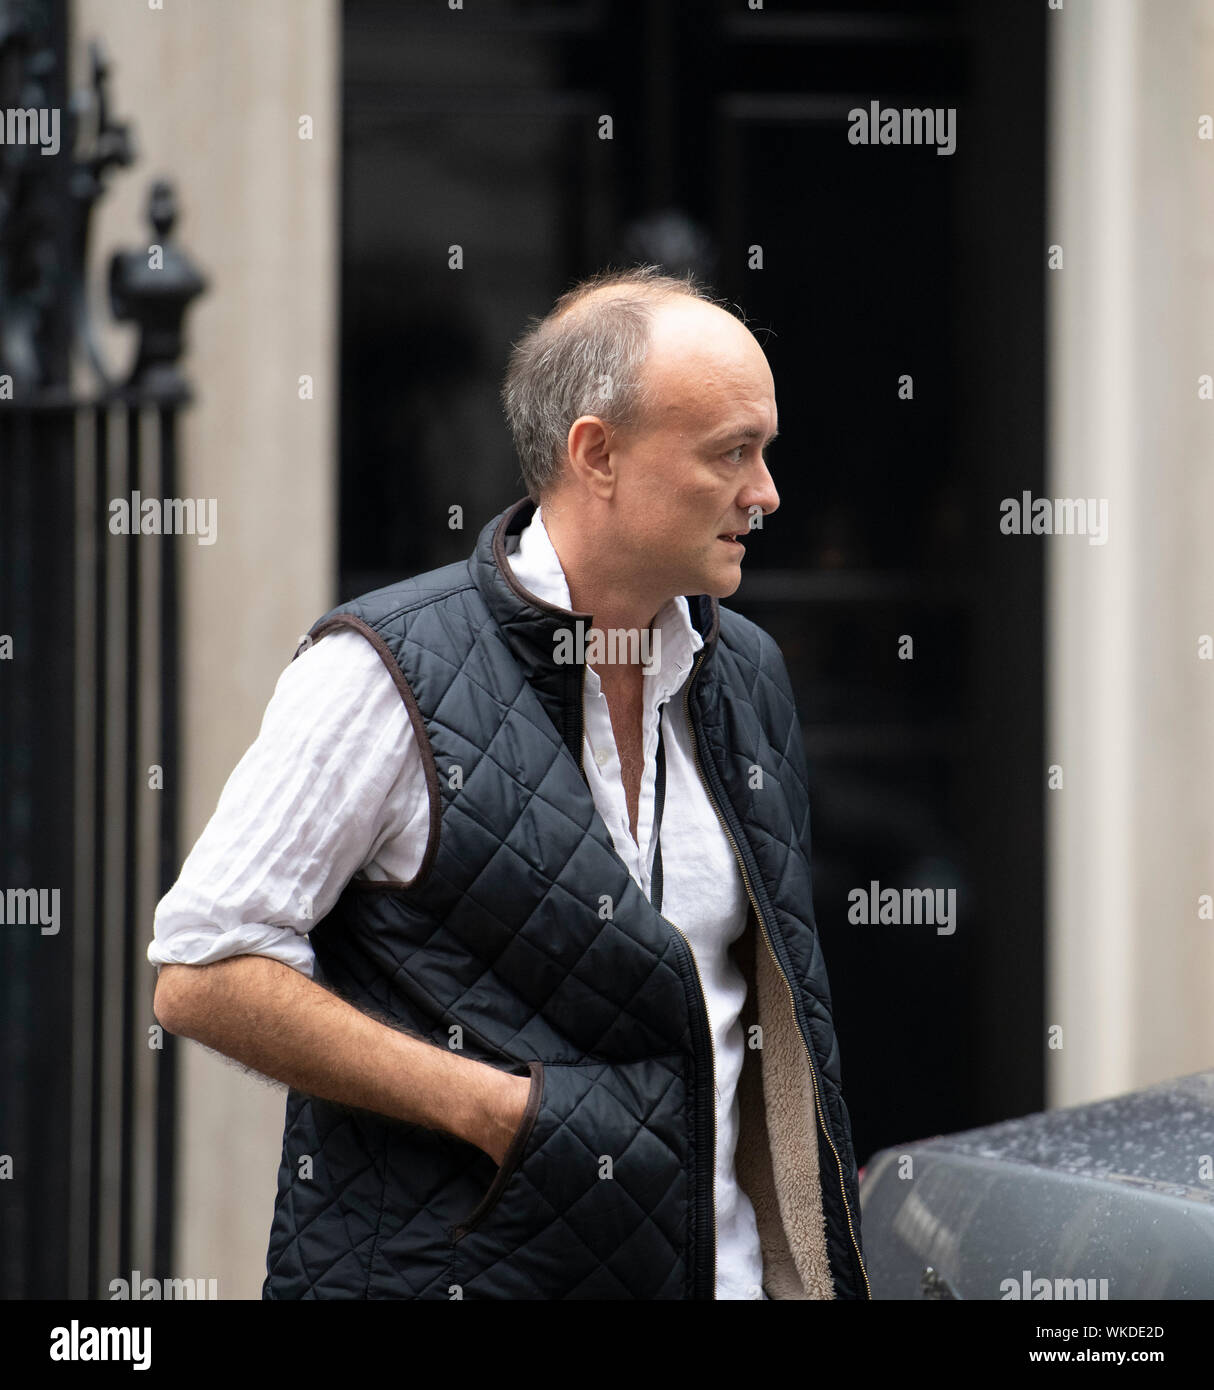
[{"xmin": 539, "ymin": 501, "xmax": 667, "ymax": 652}]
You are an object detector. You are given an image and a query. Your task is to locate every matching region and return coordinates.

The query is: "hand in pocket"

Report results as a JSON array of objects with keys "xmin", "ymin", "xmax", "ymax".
[{"xmin": 454, "ymin": 1060, "xmax": 545, "ymax": 1238}]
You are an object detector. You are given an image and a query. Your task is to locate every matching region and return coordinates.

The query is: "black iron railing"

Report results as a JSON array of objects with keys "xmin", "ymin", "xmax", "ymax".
[{"xmin": 0, "ymin": 0, "xmax": 204, "ymax": 1299}]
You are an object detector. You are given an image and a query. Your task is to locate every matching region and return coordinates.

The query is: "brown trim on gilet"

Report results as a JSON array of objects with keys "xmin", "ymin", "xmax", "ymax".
[{"xmin": 297, "ymin": 614, "xmax": 442, "ymax": 892}]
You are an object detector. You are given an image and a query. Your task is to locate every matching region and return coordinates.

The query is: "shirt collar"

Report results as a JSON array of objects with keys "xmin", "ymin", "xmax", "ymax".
[{"xmin": 508, "ymin": 504, "xmax": 703, "ymax": 700}]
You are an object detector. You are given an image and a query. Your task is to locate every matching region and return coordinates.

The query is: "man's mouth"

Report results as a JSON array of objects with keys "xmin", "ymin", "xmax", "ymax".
[{"xmin": 717, "ymin": 532, "xmax": 746, "ymax": 549}]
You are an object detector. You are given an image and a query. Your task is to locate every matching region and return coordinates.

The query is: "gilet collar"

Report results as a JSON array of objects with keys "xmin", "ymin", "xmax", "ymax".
[{"xmin": 469, "ymin": 497, "xmax": 721, "ymax": 764}]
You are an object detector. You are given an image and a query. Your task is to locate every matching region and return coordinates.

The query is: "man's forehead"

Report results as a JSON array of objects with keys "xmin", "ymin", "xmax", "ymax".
[{"xmin": 643, "ymin": 389, "xmax": 777, "ymax": 445}]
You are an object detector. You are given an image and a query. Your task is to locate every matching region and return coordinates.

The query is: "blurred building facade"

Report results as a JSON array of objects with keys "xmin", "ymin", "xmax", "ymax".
[{"xmin": 73, "ymin": 0, "xmax": 339, "ymax": 1300}]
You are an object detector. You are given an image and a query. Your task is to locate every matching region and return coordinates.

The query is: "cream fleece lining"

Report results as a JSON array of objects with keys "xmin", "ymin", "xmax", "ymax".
[{"xmin": 733, "ymin": 909, "xmax": 835, "ymax": 1299}]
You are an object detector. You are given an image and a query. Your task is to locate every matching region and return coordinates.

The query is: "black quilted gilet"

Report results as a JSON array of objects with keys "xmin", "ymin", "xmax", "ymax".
[{"xmin": 261, "ymin": 498, "xmax": 867, "ymax": 1300}]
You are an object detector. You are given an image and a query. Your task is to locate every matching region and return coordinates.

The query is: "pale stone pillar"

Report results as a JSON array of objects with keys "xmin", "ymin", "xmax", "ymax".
[
  {"xmin": 73, "ymin": 0, "xmax": 339, "ymax": 1297},
  {"xmin": 1048, "ymin": 0, "xmax": 1214, "ymax": 1106}
]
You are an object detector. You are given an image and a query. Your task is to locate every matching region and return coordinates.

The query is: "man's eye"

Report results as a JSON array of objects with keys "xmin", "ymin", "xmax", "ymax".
[{"xmin": 724, "ymin": 446, "xmax": 745, "ymax": 463}]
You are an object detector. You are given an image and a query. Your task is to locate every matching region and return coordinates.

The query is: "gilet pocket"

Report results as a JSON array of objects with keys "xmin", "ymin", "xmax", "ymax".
[
  {"xmin": 449, "ymin": 1056, "xmax": 690, "ymax": 1300},
  {"xmin": 450, "ymin": 1059, "xmax": 545, "ymax": 1240}
]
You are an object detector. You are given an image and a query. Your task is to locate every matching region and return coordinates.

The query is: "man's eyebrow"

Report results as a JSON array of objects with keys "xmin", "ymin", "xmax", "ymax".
[{"xmin": 710, "ymin": 425, "xmax": 780, "ymax": 445}]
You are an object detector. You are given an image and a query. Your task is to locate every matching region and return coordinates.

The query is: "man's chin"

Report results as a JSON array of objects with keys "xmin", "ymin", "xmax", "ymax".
[{"xmin": 701, "ymin": 565, "xmax": 744, "ymax": 599}]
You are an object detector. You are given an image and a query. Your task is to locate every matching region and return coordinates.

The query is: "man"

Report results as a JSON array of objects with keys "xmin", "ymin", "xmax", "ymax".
[{"xmin": 150, "ymin": 265, "xmax": 869, "ymax": 1301}]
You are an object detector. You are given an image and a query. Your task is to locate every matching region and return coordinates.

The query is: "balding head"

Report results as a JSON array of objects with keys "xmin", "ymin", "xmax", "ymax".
[
  {"xmin": 633, "ymin": 295, "xmax": 775, "ymax": 444},
  {"xmin": 500, "ymin": 265, "xmax": 739, "ymax": 501}
]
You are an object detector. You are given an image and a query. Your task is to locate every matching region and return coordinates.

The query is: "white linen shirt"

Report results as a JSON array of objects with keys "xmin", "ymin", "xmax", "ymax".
[{"xmin": 149, "ymin": 505, "xmax": 766, "ymax": 1299}]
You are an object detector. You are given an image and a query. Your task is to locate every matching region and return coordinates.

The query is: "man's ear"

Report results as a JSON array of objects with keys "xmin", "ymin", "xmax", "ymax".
[{"xmin": 565, "ymin": 415, "xmax": 617, "ymax": 496}]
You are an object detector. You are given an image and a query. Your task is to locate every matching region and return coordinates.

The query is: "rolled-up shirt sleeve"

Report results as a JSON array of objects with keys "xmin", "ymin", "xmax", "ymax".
[{"xmin": 147, "ymin": 626, "xmax": 427, "ymax": 978}]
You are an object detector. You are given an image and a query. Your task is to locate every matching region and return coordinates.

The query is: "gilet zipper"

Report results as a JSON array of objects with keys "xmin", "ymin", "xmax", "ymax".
[{"xmin": 653, "ymin": 899, "xmax": 718, "ymax": 1299}]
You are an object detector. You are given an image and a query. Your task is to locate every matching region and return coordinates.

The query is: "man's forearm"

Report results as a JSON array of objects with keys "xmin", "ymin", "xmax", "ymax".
[{"xmin": 153, "ymin": 955, "xmax": 529, "ymax": 1164}]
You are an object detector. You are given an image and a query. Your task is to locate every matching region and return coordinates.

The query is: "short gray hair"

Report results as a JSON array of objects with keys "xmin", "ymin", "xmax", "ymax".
[{"xmin": 500, "ymin": 264, "xmax": 729, "ymax": 501}]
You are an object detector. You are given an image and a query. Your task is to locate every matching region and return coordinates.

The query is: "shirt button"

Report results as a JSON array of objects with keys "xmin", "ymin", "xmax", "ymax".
[{"xmin": 595, "ymin": 747, "xmax": 611, "ymax": 767}]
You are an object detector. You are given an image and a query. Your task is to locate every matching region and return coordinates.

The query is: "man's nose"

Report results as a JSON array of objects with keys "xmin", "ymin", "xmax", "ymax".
[{"xmin": 743, "ymin": 458, "xmax": 780, "ymax": 521}]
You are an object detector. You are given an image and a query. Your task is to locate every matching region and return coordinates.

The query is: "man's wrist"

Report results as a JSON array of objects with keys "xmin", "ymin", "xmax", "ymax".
[{"xmin": 440, "ymin": 1053, "xmax": 528, "ymax": 1162}]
